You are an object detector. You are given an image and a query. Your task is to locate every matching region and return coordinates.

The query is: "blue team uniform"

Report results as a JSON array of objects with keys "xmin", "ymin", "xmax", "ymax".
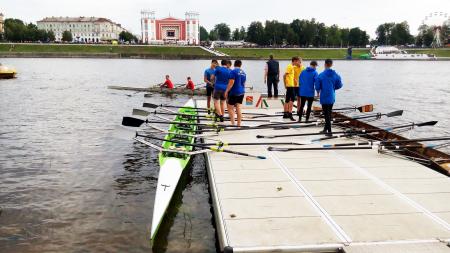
[{"xmin": 229, "ymin": 68, "xmax": 246, "ymax": 96}]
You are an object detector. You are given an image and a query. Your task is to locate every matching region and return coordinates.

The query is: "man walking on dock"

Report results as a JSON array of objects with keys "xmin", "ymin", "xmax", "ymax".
[
  {"xmin": 225, "ymin": 60, "xmax": 246, "ymax": 126},
  {"xmin": 298, "ymin": 61, "xmax": 319, "ymax": 122},
  {"xmin": 283, "ymin": 57, "xmax": 300, "ymax": 121},
  {"xmin": 211, "ymin": 59, "xmax": 231, "ymax": 122},
  {"xmin": 315, "ymin": 59, "xmax": 343, "ymax": 135},
  {"xmin": 204, "ymin": 60, "xmax": 218, "ymax": 112},
  {"xmin": 264, "ymin": 55, "xmax": 280, "ymax": 98}
]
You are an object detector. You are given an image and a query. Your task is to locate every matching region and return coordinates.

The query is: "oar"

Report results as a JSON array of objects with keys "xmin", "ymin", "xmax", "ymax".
[
  {"xmin": 268, "ymin": 143, "xmax": 436, "ymax": 152},
  {"xmin": 256, "ymin": 110, "xmax": 404, "ymax": 128},
  {"xmin": 122, "ymin": 116, "xmax": 245, "ymax": 129},
  {"xmin": 303, "ymin": 136, "xmax": 450, "ymax": 148},
  {"xmin": 142, "ymin": 102, "xmax": 268, "ymax": 116},
  {"xmin": 136, "ymin": 134, "xmax": 266, "ymax": 159},
  {"xmin": 257, "ymin": 121, "xmax": 438, "ymax": 139},
  {"xmin": 312, "ymin": 104, "xmax": 374, "ymax": 113}
]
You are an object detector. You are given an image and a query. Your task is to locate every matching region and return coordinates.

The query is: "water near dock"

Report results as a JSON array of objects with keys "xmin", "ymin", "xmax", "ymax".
[{"xmin": 0, "ymin": 58, "xmax": 449, "ymax": 252}]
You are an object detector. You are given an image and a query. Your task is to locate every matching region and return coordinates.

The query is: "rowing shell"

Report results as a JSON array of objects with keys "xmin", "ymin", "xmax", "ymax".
[
  {"xmin": 108, "ymin": 85, "xmax": 207, "ymax": 96},
  {"xmin": 150, "ymin": 99, "xmax": 198, "ymax": 241}
]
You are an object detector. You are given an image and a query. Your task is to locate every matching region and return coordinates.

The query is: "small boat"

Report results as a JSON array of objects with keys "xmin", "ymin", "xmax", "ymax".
[
  {"xmin": 0, "ymin": 64, "xmax": 17, "ymax": 79},
  {"xmin": 369, "ymin": 46, "xmax": 436, "ymax": 60},
  {"xmin": 150, "ymin": 99, "xmax": 198, "ymax": 240},
  {"xmin": 108, "ymin": 85, "xmax": 207, "ymax": 96}
]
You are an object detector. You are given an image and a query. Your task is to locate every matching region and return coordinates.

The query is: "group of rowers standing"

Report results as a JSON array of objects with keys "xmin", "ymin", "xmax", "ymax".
[{"xmin": 162, "ymin": 56, "xmax": 343, "ymax": 135}]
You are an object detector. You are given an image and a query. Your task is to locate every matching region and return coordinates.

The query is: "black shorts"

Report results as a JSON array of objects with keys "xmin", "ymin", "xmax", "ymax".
[
  {"xmin": 285, "ymin": 87, "xmax": 298, "ymax": 102},
  {"xmin": 206, "ymin": 85, "xmax": 214, "ymax": 97},
  {"xmin": 213, "ymin": 89, "xmax": 226, "ymax": 100},
  {"xmin": 227, "ymin": 94, "xmax": 244, "ymax": 106}
]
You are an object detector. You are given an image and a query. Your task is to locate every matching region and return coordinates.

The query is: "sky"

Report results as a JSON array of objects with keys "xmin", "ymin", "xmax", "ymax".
[{"xmin": 2, "ymin": 0, "xmax": 449, "ymax": 38}]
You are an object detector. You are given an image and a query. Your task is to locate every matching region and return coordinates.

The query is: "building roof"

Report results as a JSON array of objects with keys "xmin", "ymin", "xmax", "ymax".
[{"xmin": 38, "ymin": 16, "xmax": 118, "ymax": 24}]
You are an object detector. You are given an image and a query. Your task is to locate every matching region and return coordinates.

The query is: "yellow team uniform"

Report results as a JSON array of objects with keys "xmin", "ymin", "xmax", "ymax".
[
  {"xmin": 284, "ymin": 64, "xmax": 295, "ymax": 87},
  {"xmin": 294, "ymin": 65, "xmax": 306, "ymax": 87}
]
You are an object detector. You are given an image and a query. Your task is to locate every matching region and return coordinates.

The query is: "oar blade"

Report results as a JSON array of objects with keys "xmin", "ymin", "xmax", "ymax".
[
  {"xmin": 122, "ymin": 116, "xmax": 145, "ymax": 127},
  {"xmin": 132, "ymin": 108, "xmax": 151, "ymax": 117},
  {"xmin": 386, "ymin": 110, "xmax": 404, "ymax": 117},
  {"xmin": 357, "ymin": 104, "xmax": 374, "ymax": 113},
  {"xmin": 143, "ymin": 102, "xmax": 159, "ymax": 109},
  {"xmin": 416, "ymin": 121, "xmax": 438, "ymax": 127}
]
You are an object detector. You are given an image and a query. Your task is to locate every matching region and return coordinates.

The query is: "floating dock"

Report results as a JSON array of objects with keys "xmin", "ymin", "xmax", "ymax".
[{"xmin": 196, "ymin": 99, "xmax": 450, "ymax": 253}]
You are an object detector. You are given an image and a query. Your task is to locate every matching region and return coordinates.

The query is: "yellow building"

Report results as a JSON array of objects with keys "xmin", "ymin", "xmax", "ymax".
[{"xmin": 0, "ymin": 12, "xmax": 4, "ymax": 34}]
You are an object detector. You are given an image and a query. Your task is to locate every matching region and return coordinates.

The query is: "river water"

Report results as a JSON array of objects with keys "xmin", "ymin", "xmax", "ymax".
[{"xmin": 0, "ymin": 58, "xmax": 449, "ymax": 253}]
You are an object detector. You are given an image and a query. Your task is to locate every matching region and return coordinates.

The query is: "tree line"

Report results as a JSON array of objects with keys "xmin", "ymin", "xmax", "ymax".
[
  {"xmin": 201, "ymin": 18, "xmax": 370, "ymax": 47},
  {"xmin": 2, "ymin": 19, "xmax": 55, "ymax": 42},
  {"xmin": 201, "ymin": 19, "xmax": 449, "ymax": 47}
]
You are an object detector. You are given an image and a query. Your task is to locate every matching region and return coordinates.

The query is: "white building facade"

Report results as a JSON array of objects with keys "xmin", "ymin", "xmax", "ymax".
[
  {"xmin": 0, "ymin": 12, "xmax": 4, "ymax": 34},
  {"xmin": 141, "ymin": 11, "xmax": 200, "ymax": 45},
  {"xmin": 37, "ymin": 17, "xmax": 126, "ymax": 43}
]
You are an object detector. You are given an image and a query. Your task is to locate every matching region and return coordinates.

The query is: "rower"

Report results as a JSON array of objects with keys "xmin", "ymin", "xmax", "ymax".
[
  {"xmin": 282, "ymin": 57, "xmax": 301, "ymax": 121},
  {"xmin": 211, "ymin": 59, "xmax": 231, "ymax": 122},
  {"xmin": 298, "ymin": 61, "xmax": 319, "ymax": 122},
  {"xmin": 160, "ymin": 75, "xmax": 174, "ymax": 89},
  {"xmin": 314, "ymin": 59, "xmax": 343, "ymax": 136},
  {"xmin": 204, "ymin": 59, "xmax": 218, "ymax": 112},
  {"xmin": 186, "ymin": 76, "xmax": 195, "ymax": 90},
  {"xmin": 225, "ymin": 60, "xmax": 246, "ymax": 127}
]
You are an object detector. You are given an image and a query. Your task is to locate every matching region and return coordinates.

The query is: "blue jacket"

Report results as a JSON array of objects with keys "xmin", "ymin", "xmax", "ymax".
[
  {"xmin": 299, "ymin": 67, "xmax": 318, "ymax": 98},
  {"xmin": 315, "ymin": 69, "xmax": 343, "ymax": 104}
]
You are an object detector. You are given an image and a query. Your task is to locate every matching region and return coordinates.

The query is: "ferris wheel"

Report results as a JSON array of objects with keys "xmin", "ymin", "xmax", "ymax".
[{"xmin": 422, "ymin": 12, "xmax": 449, "ymax": 47}]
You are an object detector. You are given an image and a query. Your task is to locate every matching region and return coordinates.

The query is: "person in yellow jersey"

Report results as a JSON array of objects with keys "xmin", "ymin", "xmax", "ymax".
[
  {"xmin": 294, "ymin": 58, "xmax": 306, "ymax": 118},
  {"xmin": 282, "ymin": 57, "xmax": 301, "ymax": 121}
]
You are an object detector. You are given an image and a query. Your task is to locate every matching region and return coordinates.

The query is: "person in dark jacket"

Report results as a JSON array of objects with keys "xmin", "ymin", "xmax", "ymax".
[
  {"xmin": 298, "ymin": 61, "xmax": 319, "ymax": 122},
  {"xmin": 264, "ymin": 55, "xmax": 280, "ymax": 98},
  {"xmin": 314, "ymin": 59, "xmax": 343, "ymax": 135}
]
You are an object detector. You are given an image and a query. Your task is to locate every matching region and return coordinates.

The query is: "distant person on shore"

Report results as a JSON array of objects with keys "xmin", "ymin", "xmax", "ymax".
[
  {"xmin": 225, "ymin": 60, "xmax": 246, "ymax": 126},
  {"xmin": 282, "ymin": 57, "xmax": 300, "ymax": 121},
  {"xmin": 298, "ymin": 61, "xmax": 319, "ymax": 122},
  {"xmin": 160, "ymin": 75, "xmax": 174, "ymax": 89},
  {"xmin": 186, "ymin": 77, "xmax": 195, "ymax": 90},
  {"xmin": 204, "ymin": 60, "xmax": 218, "ymax": 112},
  {"xmin": 294, "ymin": 58, "xmax": 306, "ymax": 116},
  {"xmin": 315, "ymin": 59, "xmax": 343, "ymax": 136},
  {"xmin": 264, "ymin": 55, "xmax": 280, "ymax": 98},
  {"xmin": 211, "ymin": 59, "xmax": 231, "ymax": 122}
]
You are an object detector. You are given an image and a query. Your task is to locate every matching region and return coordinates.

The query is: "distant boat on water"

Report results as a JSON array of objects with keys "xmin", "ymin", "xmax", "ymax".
[{"xmin": 369, "ymin": 46, "xmax": 436, "ymax": 60}]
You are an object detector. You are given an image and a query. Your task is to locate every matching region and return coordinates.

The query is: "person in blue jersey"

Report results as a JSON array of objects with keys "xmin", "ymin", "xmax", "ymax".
[
  {"xmin": 211, "ymin": 59, "xmax": 231, "ymax": 122},
  {"xmin": 314, "ymin": 59, "xmax": 343, "ymax": 136},
  {"xmin": 225, "ymin": 60, "xmax": 246, "ymax": 126},
  {"xmin": 298, "ymin": 61, "xmax": 319, "ymax": 122},
  {"xmin": 204, "ymin": 59, "xmax": 218, "ymax": 113}
]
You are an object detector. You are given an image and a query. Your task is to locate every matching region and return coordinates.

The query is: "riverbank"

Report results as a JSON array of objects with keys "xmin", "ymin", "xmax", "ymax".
[{"xmin": 1, "ymin": 44, "xmax": 449, "ymax": 60}]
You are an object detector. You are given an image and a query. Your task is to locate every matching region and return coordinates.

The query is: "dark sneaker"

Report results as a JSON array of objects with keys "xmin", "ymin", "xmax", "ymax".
[
  {"xmin": 289, "ymin": 113, "xmax": 296, "ymax": 121},
  {"xmin": 220, "ymin": 116, "xmax": 224, "ymax": 122},
  {"xmin": 282, "ymin": 112, "xmax": 288, "ymax": 119}
]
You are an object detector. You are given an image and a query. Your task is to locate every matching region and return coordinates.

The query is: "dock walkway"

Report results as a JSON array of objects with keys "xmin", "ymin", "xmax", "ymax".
[{"xmin": 197, "ymin": 99, "xmax": 450, "ymax": 253}]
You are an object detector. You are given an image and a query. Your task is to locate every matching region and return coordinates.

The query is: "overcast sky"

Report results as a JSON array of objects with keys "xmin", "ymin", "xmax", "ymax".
[{"xmin": 2, "ymin": 0, "xmax": 449, "ymax": 38}]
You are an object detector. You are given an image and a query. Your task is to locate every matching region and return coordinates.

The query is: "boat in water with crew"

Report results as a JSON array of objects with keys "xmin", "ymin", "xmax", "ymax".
[{"xmin": 367, "ymin": 46, "xmax": 436, "ymax": 60}]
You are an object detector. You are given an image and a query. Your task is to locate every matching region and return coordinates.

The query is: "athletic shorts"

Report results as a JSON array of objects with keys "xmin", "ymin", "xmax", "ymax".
[
  {"xmin": 285, "ymin": 87, "xmax": 298, "ymax": 103},
  {"xmin": 213, "ymin": 89, "xmax": 226, "ymax": 100},
  {"xmin": 227, "ymin": 94, "xmax": 244, "ymax": 106},
  {"xmin": 206, "ymin": 85, "xmax": 214, "ymax": 97}
]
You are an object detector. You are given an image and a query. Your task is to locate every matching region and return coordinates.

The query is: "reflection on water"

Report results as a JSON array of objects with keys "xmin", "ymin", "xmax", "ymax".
[{"xmin": 0, "ymin": 58, "xmax": 449, "ymax": 253}]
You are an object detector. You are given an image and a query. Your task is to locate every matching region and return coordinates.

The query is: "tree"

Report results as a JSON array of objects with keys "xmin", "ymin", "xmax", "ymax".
[
  {"xmin": 47, "ymin": 30, "xmax": 55, "ymax": 42},
  {"xmin": 348, "ymin": 27, "xmax": 369, "ymax": 46},
  {"xmin": 208, "ymin": 30, "xmax": 218, "ymax": 41},
  {"xmin": 4, "ymin": 18, "xmax": 52, "ymax": 42},
  {"xmin": 246, "ymin": 21, "xmax": 265, "ymax": 45},
  {"xmin": 326, "ymin": 25, "xmax": 341, "ymax": 47},
  {"xmin": 239, "ymin": 26, "xmax": 246, "ymax": 41},
  {"xmin": 389, "ymin": 22, "xmax": 413, "ymax": 45},
  {"xmin": 340, "ymin": 28, "xmax": 350, "ymax": 47},
  {"xmin": 213, "ymin": 23, "xmax": 231, "ymax": 41},
  {"xmin": 62, "ymin": 30, "xmax": 73, "ymax": 42},
  {"xmin": 232, "ymin": 28, "xmax": 240, "ymax": 41},
  {"xmin": 199, "ymin": 26, "xmax": 209, "ymax": 41},
  {"xmin": 416, "ymin": 24, "xmax": 434, "ymax": 47},
  {"xmin": 376, "ymin": 23, "xmax": 395, "ymax": 45},
  {"xmin": 119, "ymin": 31, "xmax": 136, "ymax": 42}
]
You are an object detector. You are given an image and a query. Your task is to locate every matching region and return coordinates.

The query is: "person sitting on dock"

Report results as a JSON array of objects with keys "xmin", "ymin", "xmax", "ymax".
[
  {"xmin": 282, "ymin": 57, "xmax": 301, "ymax": 121},
  {"xmin": 314, "ymin": 59, "xmax": 343, "ymax": 136},
  {"xmin": 160, "ymin": 75, "xmax": 174, "ymax": 89},
  {"xmin": 211, "ymin": 59, "xmax": 231, "ymax": 122},
  {"xmin": 298, "ymin": 61, "xmax": 319, "ymax": 122},
  {"xmin": 186, "ymin": 77, "xmax": 195, "ymax": 90},
  {"xmin": 225, "ymin": 60, "xmax": 246, "ymax": 127},
  {"xmin": 204, "ymin": 60, "xmax": 218, "ymax": 112}
]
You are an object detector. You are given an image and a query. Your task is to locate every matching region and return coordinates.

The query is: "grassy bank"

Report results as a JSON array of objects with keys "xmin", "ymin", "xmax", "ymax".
[
  {"xmin": 407, "ymin": 48, "xmax": 450, "ymax": 57},
  {"xmin": 0, "ymin": 44, "xmax": 213, "ymax": 58},
  {"xmin": 216, "ymin": 48, "xmax": 370, "ymax": 59}
]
